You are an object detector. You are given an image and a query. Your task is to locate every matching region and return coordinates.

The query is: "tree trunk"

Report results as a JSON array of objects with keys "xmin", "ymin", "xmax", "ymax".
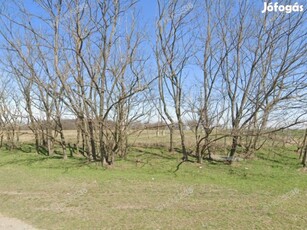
[
  {"xmin": 88, "ymin": 120, "xmax": 96, "ymax": 161},
  {"xmin": 302, "ymin": 147, "xmax": 307, "ymax": 168},
  {"xmin": 229, "ymin": 135, "xmax": 239, "ymax": 162},
  {"xmin": 196, "ymin": 144, "xmax": 202, "ymax": 164},
  {"xmin": 178, "ymin": 119, "xmax": 188, "ymax": 161},
  {"xmin": 299, "ymin": 129, "xmax": 307, "ymax": 160},
  {"xmin": 169, "ymin": 125, "xmax": 174, "ymax": 152}
]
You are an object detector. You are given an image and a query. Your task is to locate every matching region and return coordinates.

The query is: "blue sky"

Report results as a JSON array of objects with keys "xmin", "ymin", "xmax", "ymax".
[{"xmin": 0, "ymin": 0, "xmax": 306, "ymax": 126}]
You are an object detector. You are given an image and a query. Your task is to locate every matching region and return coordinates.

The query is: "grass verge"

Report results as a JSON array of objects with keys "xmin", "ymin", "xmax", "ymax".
[{"xmin": 0, "ymin": 147, "xmax": 306, "ymax": 229}]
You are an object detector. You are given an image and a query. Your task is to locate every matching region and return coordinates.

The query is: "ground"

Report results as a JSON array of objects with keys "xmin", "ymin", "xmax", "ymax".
[
  {"xmin": 0, "ymin": 146, "xmax": 306, "ymax": 229},
  {"xmin": 0, "ymin": 214, "xmax": 37, "ymax": 230}
]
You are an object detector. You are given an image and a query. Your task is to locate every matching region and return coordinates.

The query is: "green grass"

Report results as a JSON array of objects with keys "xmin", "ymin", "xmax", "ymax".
[{"xmin": 0, "ymin": 146, "xmax": 306, "ymax": 229}]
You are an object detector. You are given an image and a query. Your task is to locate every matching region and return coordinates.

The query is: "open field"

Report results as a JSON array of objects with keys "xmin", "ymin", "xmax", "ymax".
[
  {"xmin": 0, "ymin": 146, "xmax": 307, "ymax": 229},
  {"xmin": 18, "ymin": 129, "xmax": 186, "ymax": 148},
  {"xmin": 17, "ymin": 129, "xmax": 301, "ymax": 153}
]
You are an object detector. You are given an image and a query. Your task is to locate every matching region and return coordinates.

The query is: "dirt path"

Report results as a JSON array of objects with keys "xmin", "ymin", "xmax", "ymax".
[{"xmin": 0, "ymin": 214, "xmax": 37, "ymax": 230}]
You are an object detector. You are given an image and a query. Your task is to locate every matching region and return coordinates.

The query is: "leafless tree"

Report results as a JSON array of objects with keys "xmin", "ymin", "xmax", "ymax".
[
  {"xmin": 0, "ymin": 78, "xmax": 22, "ymax": 150},
  {"xmin": 213, "ymin": 1, "xmax": 307, "ymax": 161},
  {"xmin": 186, "ymin": 0, "xmax": 230, "ymax": 163},
  {"xmin": 155, "ymin": 0, "xmax": 194, "ymax": 160}
]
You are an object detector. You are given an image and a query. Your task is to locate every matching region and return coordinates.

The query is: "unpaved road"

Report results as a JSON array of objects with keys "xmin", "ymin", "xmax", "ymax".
[{"xmin": 0, "ymin": 214, "xmax": 37, "ymax": 230}]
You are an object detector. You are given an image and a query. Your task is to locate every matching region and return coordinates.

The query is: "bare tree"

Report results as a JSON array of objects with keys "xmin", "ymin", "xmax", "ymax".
[
  {"xmin": 186, "ymin": 0, "xmax": 230, "ymax": 163},
  {"xmin": 0, "ymin": 79, "xmax": 22, "ymax": 150},
  {"xmin": 213, "ymin": 1, "xmax": 307, "ymax": 161},
  {"xmin": 155, "ymin": 0, "xmax": 194, "ymax": 160}
]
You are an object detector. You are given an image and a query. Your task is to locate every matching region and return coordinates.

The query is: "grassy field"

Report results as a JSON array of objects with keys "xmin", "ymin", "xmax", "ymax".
[
  {"xmin": 18, "ymin": 129, "xmax": 191, "ymax": 147},
  {"xmin": 18, "ymin": 129, "xmax": 299, "ymax": 153},
  {"xmin": 0, "ymin": 145, "xmax": 307, "ymax": 229}
]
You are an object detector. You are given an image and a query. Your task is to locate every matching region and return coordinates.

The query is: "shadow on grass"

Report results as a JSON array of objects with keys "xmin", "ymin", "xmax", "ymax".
[
  {"xmin": 0, "ymin": 150, "xmax": 89, "ymax": 170},
  {"xmin": 256, "ymin": 151, "xmax": 297, "ymax": 168},
  {"xmin": 17, "ymin": 144, "xmax": 49, "ymax": 156},
  {"xmin": 272, "ymin": 151, "xmax": 297, "ymax": 160},
  {"xmin": 132, "ymin": 147, "xmax": 178, "ymax": 160}
]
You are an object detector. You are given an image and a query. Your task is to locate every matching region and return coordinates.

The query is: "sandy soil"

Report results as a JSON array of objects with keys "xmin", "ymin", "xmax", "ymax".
[{"xmin": 0, "ymin": 214, "xmax": 37, "ymax": 230}]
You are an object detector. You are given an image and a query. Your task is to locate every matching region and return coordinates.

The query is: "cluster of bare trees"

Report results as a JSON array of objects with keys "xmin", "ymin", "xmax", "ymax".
[
  {"xmin": 0, "ymin": 0, "xmax": 306, "ymax": 166},
  {"xmin": 0, "ymin": 0, "xmax": 151, "ymax": 165},
  {"xmin": 155, "ymin": 0, "xmax": 307, "ymax": 163},
  {"xmin": 0, "ymin": 78, "xmax": 22, "ymax": 149}
]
